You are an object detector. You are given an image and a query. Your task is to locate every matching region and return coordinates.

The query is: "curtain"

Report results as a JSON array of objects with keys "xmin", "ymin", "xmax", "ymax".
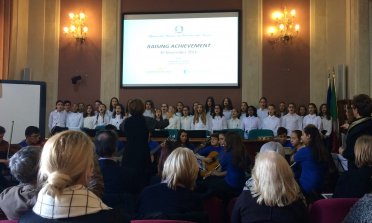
[{"xmin": 0, "ymin": 0, "xmax": 12, "ymax": 80}]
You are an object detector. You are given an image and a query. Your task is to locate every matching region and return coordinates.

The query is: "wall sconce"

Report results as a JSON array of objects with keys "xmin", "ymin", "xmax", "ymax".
[
  {"xmin": 269, "ymin": 7, "xmax": 299, "ymax": 44},
  {"xmin": 63, "ymin": 12, "xmax": 88, "ymax": 43}
]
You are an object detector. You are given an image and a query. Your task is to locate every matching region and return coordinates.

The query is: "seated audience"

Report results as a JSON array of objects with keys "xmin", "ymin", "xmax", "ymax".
[
  {"xmin": 343, "ymin": 193, "xmax": 372, "ymax": 223},
  {"xmin": 105, "ymin": 124, "xmax": 123, "ymax": 152},
  {"xmin": 135, "ymin": 147, "xmax": 204, "ymax": 214},
  {"xmin": 277, "ymin": 127, "xmax": 294, "ymax": 149},
  {"xmin": 0, "ymin": 146, "xmax": 41, "ymax": 220},
  {"xmin": 19, "ymin": 130, "xmax": 129, "ymax": 223},
  {"xmin": 259, "ymin": 141, "xmax": 285, "ymax": 157},
  {"xmin": 333, "ymin": 135, "xmax": 372, "ymax": 198},
  {"xmin": 18, "ymin": 126, "xmax": 40, "ymax": 147},
  {"xmin": 291, "ymin": 124, "xmax": 328, "ymax": 195},
  {"xmin": 232, "ymin": 151, "xmax": 309, "ymax": 223},
  {"xmin": 94, "ymin": 130, "xmax": 140, "ymax": 208}
]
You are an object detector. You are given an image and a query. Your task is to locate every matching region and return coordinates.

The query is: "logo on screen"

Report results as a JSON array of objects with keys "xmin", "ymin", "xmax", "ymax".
[{"xmin": 175, "ymin": 26, "xmax": 183, "ymax": 33}]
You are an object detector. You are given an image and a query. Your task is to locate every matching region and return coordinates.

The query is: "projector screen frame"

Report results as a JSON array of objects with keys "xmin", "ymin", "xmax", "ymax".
[
  {"xmin": 120, "ymin": 10, "xmax": 242, "ymax": 89},
  {"xmin": 0, "ymin": 80, "xmax": 47, "ymax": 139}
]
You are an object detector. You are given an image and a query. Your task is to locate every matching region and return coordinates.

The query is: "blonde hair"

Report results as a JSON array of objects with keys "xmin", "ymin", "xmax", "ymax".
[
  {"xmin": 38, "ymin": 130, "xmax": 94, "ymax": 200},
  {"xmin": 162, "ymin": 147, "xmax": 199, "ymax": 190},
  {"xmin": 251, "ymin": 151, "xmax": 300, "ymax": 207},
  {"xmin": 355, "ymin": 135, "xmax": 372, "ymax": 168},
  {"xmin": 193, "ymin": 104, "xmax": 207, "ymax": 125}
]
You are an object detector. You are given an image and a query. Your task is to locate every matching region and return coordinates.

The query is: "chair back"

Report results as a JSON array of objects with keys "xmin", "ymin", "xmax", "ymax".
[
  {"xmin": 248, "ymin": 129, "xmax": 274, "ymax": 140},
  {"xmin": 227, "ymin": 197, "xmax": 239, "ymax": 219},
  {"xmin": 309, "ymin": 198, "xmax": 359, "ymax": 223},
  {"xmin": 131, "ymin": 220, "xmax": 195, "ymax": 223},
  {"xmin": 203, "ymin": 196, "xmax": 226, "ymax": 223}
]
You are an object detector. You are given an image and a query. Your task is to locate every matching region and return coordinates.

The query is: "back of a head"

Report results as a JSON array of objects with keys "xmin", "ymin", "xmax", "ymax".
[
  {"xmin": 225, "ymin": 131, "xmax": 246, "ymax": 169},
  {"xmin": 352, "ymin": 94, "xmax": 372, "ymax": 117},
  {"xmin": 355, "ymin": 135, "xmax": 372, "ymax": 168},
  {"xmin": 94, "ymin": 130, "xmax": 118, "ymax": 158},
  {"xmin": 251, "ymin": 151, "xmax": 300, "ymax": 207},
  {"xmin": 129, "ymin": 98, "xmax": 145, "ymax": 116},
  {"xmin": 162, "ymin": 147, "xmax": 199, "ymax": 190},
  {"xmin": 260, "ymin": 142, "xmax": 285, "ymax": 157},
  {"xmin": 303, "ymin": 124, "xmax": 328, "ymax": 162},
  {"xmin": 39, "ymin": 130, "xmax": 94, "ymax": 200},
  {"xmin": 9, "ymin": 146, "xmax": 41, "ymax": 184},
  {"xmin": 25, "ymin": 126, "xmax": 40, "ymax": 136}
]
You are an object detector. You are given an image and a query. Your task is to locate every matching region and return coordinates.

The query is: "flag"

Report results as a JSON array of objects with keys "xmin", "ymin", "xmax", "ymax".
[
  {"xmin": 330, "ymin": 76, "xmax": 338, "ymax": 119},
  {"xmin": 326, "ymin": 75, "xmax": 332, "ymax": 111},
  {"xmin": 330, "ymin": 75, "xmax": 339, "ymax": 152}
]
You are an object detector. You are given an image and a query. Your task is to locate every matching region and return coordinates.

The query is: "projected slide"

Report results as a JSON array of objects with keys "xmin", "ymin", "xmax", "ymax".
[{"xmin": 122, "ymin": 12, "xmax": 239, "ymax": 87}]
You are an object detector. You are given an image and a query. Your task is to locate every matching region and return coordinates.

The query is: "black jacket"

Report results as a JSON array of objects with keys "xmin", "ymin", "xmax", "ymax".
[
  {"xmin": 333, "ymin": 166, "xmax": 372, "ymax": 198},
  {"xmin": 120, "ymin": 116, "xmax": 169, "ymax": 132}
]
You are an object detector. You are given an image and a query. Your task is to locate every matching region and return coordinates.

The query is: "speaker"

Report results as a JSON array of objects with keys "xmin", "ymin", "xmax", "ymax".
[
  {"xmin": 23, "ymin": 68, "xmax": 32, "ymax": 81},
  {"xmin": 336, "ymin": 64, "xmax": 346, "ymax": 100}
]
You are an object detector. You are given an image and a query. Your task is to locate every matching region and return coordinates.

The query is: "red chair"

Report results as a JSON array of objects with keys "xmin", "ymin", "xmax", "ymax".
[
  {"xmin": 131, "ymin": 221, "xmax": 195, "ymax": 223},
  {"xmin": 309, "ymin": 198, "xmax": 359, "ymax": 223},
  {"xmin": 227, "ymin": 197, "xmax": 239, "ymax": 219},
  {"xmin": 203, "ymin": 197, "xmax": 226, "ymax": 223},
  {"xmin": 0, "ymin": 220, "xmax": 19, "ymax": 223}
]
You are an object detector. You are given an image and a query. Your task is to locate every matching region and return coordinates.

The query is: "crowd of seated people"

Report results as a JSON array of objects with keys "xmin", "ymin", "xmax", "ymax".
[{"xmin": 0, "ymin": 94, "xmax": 371, "ymax": 222}]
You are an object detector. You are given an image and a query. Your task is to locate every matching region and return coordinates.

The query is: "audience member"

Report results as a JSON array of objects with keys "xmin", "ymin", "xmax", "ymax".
[
  {"xmin": 343, "ymin": 193, "xmax": 372, "ymax": 223},
  {"xmin": 0, "ymin": 146, "xmax": 41, "ymax": 220},
  {"xmin": 333, "ymin": 135, "xmax": 372, "ymax": 198},
  {"xmin": 259, "ymin": 141, "xmax": 285, "ymax": 157},
  {"xmin": 231, "ymin": 151, "xmax": 309, "ymax": 223},
  {"xmin": 19, "ymin": 130, "xmax": 129, "ymax": 223}
]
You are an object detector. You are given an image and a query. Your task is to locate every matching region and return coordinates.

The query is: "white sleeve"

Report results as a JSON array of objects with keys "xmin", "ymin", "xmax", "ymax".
[
  {"xmin": 298, "ymin": 117, "xmax": 302, "ymax": 130},
  {"xmin": 208, "ymin": 117, "xmax": 212, "ymax": 131},
  {"xmin": 273, "ymin": 119, "xmax": 280, "ymax": 136},
  {"xmin": 191, "ymin": 119, "xmax": 195, "ymax": 130},
  {"xmin": 222, "ymin": 117, "xmax": 227, "ymax": 129},
  {"xmin": 78, "ymin": 114, "xmax": 83, "ymax": 128},
  {"xmin": 48, "ymin": 112, "xmax": 53, "ymax": 131},
  {"xmin": 240, "ymin": 118, "xmax": 245, "ymax": 130},
  {"xmin": 176, "ymin": 117, "xmax": 180, "ymax": 130},
  {"xmin": 66, "ymin": 116, "xmax": 71, "ymax": 128},
  {"xmin": 281, "ymin": 116, "xmax": 286, "ymax": 128},
  {"xmin": 257, "ymin": 118, "xmax": 262, "ymax": 129}
]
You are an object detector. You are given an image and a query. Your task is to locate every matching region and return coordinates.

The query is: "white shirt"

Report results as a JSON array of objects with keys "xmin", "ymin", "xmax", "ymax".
[
  {"xmin": 66, "ymin": 112, "xmax": 83, "ymax": 128},
  {"xmin": 109, "ymin": 115, "xmax": 125, "ymax": 130},
  {"xmin": 240, "ymin": 116, "xmax": 261, "ymax": 139},
  {"xmin": 321, "ymin": 116, "xmax": 332, "ymax": 136},
  {"xmin": 228, "ymin": 118, "xmax": 241, "ymax": 129},
  {"xmin": 209, "ymin": 116, "xmax": 227, "ymax": 132},
  {"xmin": 162, "ymin": 113, "xmax": 167, "ymax": 120},
  {"xmin": 107, "ymin": 109, "xmax": 115, "ymax": 117},
  {"xmin": 48, "ymin": 110, "xmax": 68, "ymax": 131},
  {"xmin": 191, "ymin": 117, "xmax": 209, "ymax": 130},
  {"xmin": 281, "ymin": 113, "xmax": 302, "ymax": 136},
  {"xmin": 83, "ymin": 116, "xmax": 95, "ymax": 129},
  {"xmin": 176, "ymin": 112, "xmax": 182, "ymax": 117},
  {"xmin": 143, "ymin": 110, "xmax": 155, "ymax": 118},
  {"xmin": 180, "ymin": 116, "xmax": 193, "ymax": 130},
  {"xmin": 303, "ymin": 114, "xmax": 322, "ymax": 130},
  {"xmin": 165, "ymin": 114, "xmax": 180, "ymax": 130},
  {"xmin": 93, "ymin": 114, "xmax": 110, "ymax": 129},
  {"xmin": 299, "ymin": 116, "xmax": 305, "ymax": 128},
  {"xmin": 223, "ymin": 110, "xmax": 232, "ymax": 120},
  {"xmin": 279, "ymin": 112, "xmax": 285, "ymax": 126},
  {"xmin": 262, "ymin": 115, "xmax": 281, "ymax": 136},
  {"xmin": 257, "ymin": 108, "xmax": 269, "ymax": 124}
]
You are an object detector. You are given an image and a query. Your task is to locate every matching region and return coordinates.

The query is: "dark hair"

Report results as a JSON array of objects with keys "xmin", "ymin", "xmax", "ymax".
[
  {"xmin": 182, "ymin": 106, "xmax": 190, "ymax": 116},
  {"xmin": 109, "ymin": 97, "xmax": 119, "ymax": 112},
  {"xmin": 248, "ymin": 106, "xmax": 257, "ymax": 117},
  {"xmin": 319, "ymin": 104, "xmax": 331, "ymax": 120},
  {"xmin": 222, "ymin": 97, "xmax": 233, "ymax": 110},
  {"xmin": 176, "ymin": 129, "xmax": 191, "ymax": 148},
  {"xmin": 259, "ymin": 97, "xmax": 267, "ymax": 108},
  {"xmin": 268, "ymin": 104, "xmax": 280, "ymax": 118},
  {"xmin": 125, "ymin": 99, "xmax": 132, "ymax": 113},
  {"xmin": 83, "ymin": 104, "xmax": 95, "ymax": 118},
  {"xmin": 94, "ymin": 130, "xmax": 118, "ymax": 157},
  {"xmin": 212, "ymin": 104, "xmax": 224, "ymax": 118},
  {"xmin": 158, "ymin": 141, "xmax": 177, "ymax": 175},
  {"xmin": 298, "ymin": 105, "xmax": 307, "ymax": 116},
  {"xmin": 105, "ymin": 124, "xmax": 117, "ymax": 131},
  {"xmin": 292, "ymin": 130, "xmax": 302, "ymax": 139},
  {"xmin": 352, "ymin": 94, "xmax": 372, "ymax": 117},
  {"xmin": 129, "ymin": 98, "xmax": 145, "ymax": 115},
  {"xmin": 95, "ymin": 104, "xmax": 107, "ymax": 124},
  {"xmin": 210, "ymin": 133, "xmax": 219, "ymax": 139},
  {"xmin": 155, "ymin": 109, "xmax": 164, "ymax": 121},
  {"xmin": 145, "ymin": 100, "xmax": 156, "ymax": 114},
  {"xmin": 190, "ymin": 102, "xmax": 199, "ymax": 116},
  {"xmin": 308, "ymin": 103, "xmax": 318, "ymax": 116},
  {"xmin": 277, "ymin": 102, "xmax": 288, "ymax": 116},
  {"xmin": 95, "ymin": 100, "xmax": 102, "ymax": 104},
  {"xmin": 25, "ymin": 126, "xmax": 40, "ymax": 137},
  {"xmin": 277, "ymin": 127, "xmax": 288, "ymax": 136},
  {"xmin": 303, "ymin": 124, "xmax": 328, "ymax": 162},
  {"xmin": 55, "ymin": 100, "xmax": 63, "ymax": 106},
  {"xmin": 239, "ymin": 102, "xmax": 249, "ymax": 118},
  {"xmin": 9, "ymin": 146, "xmax": 41, "ymax": 183},
  {"xmin": 0, "ymin": 126, "xmax": 5, "ymax": 134},
  {"xmin": 177, "ymin": 102, "xmax": 184, "ymax": 112},
  {"xmin": 113, "ymin": 104, "xmax": 125, "ymax": 119},
  {"xmin": 63, "ymin": 100, "xmax": 71, "ymax": 105},
  {"xmin": 288, "ymin": 102, "xmax": 296, "ymax": 109},
  {"xmin": 205, "ymin": 97, "xmax": 215, "ymax": 115},
  {"xmin": 224, "ymin": 132, "xmax": 246, "ymax": 169}
]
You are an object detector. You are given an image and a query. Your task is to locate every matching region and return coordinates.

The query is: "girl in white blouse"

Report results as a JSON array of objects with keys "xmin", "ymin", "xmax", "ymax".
[
  {"xmin": 262, "ymin": 104, "xmax": 281, "ymax": 136},
  {"xmin": 66, "ymin": 103, "xmax": 83, "ymax": 128},
  {"xmin": 180, "ymin": 106, "xmax": 193, "ymax": 130},
  {"xmin": 302, "ymin": 103, "xmax": 322, "ymax": 130},
  {"xmin": 281, "ymin": 103, "xmax": 302, "ymax": 136},
  {"xmin": 238, "ymin": 102, "xmax": 248, "ymax": 120},
  {"xmin": 319, "ymin": 104, "xmax": 332, "ymax": 151},
  {"xmin": 257, "ymin": 97, "xmax": 269, "ymax": 124},
  {"xmin": 205, "ymin": 96, "xmax": 215, "ymax": 119},
  {"xmin": 222, "ymin": 97, "xmax": 233, "ymax": 120},
  {"xmin": 107, "ymin": 97, "xmax": 119, "ymax": 117},
  {"xmin": 83, "ymin": 105, "xmax": 95, "ymax": 129},
  {"xmin": 228, "ymin": 109, "xmax": 241, "ymax": 129},
  {"xmin": 191, "ymin": 104, "xmax": 209, "ymax": 130},
  {"xmin": 109, "ymin": 104, "xmax": 125, "ymax": 130},
  {"xmin": 240, "ymin": 106, "xmax": 261, "ymax": 139},
  {"xmin": 209, "ymin": 104, "xmax": 227, "ymax": 132},
  {"xmin": 93, "ymin": 104, "xmax": 110, "ymax": 129},
  {"xmin": 298, "ymin": 105, "xmax": 307, "ymax": 126},
  {"xmin": 144, "ymin": 100, "xmax": 155, "ymax": 118},
  {"xmin": 176, "ymin": 102, "xmax": 184, "ymax": 117},
  {"xmin": 155, "ymin": 109, "xmax": 163, "ymax": 121}
]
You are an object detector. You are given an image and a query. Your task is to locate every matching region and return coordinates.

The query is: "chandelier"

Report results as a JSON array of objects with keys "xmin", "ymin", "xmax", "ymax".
[
  {"xmin": 269, "ymin": 7, "xmax": 299, "ymax": 44},
  {"xmin": 63, "ymin": 12, "xmax": 88, "ymax": 43}
]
